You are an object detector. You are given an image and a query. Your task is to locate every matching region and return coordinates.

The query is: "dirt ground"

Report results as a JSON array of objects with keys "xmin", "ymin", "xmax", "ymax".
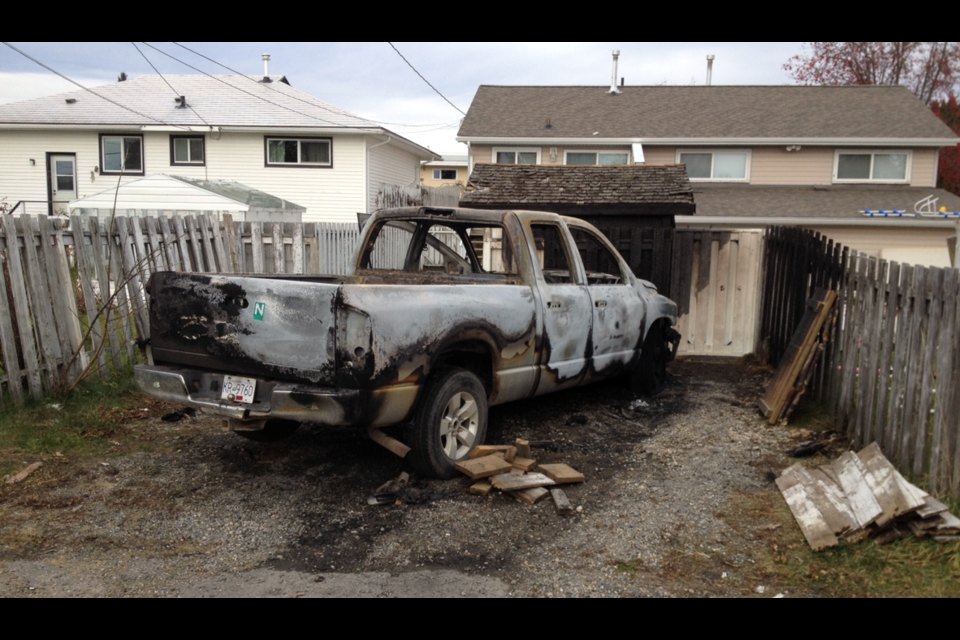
[{"xmin": 0, "ymin": 359, "xmax": 816, "ymax": 598}]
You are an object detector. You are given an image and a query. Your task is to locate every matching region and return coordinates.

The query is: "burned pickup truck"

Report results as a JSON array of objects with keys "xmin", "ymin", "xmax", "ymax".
[{"xmin": 135, "ymin": 207, "xmax": 680, "ymax": 477}]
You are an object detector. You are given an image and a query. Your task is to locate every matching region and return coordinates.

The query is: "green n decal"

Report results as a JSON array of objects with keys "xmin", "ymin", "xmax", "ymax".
[{"xmin": 253, "ymin": 302, "xmax": 266, "ymax": 321}]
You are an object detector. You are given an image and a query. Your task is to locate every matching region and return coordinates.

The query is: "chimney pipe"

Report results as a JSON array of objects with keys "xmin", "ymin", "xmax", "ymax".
[
  {"xmin": 262, "ymin": 54, "xmax": 271, "ymax": 81},
  {"xmin": 609, "ymin": 50, "xmax": 621, "ymax": 94},
  {"xmin": 706, "ymin": 54, "xmax": 715, "ymax": 86}
]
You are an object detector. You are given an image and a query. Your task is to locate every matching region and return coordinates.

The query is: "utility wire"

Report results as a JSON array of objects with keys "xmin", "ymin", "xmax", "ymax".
[
  {"xmin": 386, "ymin": 42, "xmax": 466, "ymax": 116},
  {"xmin": 140, "ymin": 42, "xmax": 345, "ymax": 128},
  {"xmin": 131, "ymin": 41, "xmax": 213, "ymax": 129},
  {"xmin": 170, "ymin": 41, "xmax": 459, "ymax": 128},
  {"xmin": 2, "ymin": 41, "xmax": 190, "ymax": 130}
]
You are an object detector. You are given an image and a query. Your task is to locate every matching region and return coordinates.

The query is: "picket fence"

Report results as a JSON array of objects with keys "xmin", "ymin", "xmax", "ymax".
[{"xmin": 0, "ymin": 213, "xmax": 365, "ymax": 407}]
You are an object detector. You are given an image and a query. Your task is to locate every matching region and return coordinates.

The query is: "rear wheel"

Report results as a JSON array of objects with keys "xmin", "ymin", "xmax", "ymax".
[
  {"xmin": 407, "ymin": 368, "xmax": 488, "ymax": 479},
  {"xmin": 235, "ymin": 419, "xmax": 300, "ymax": 443}
]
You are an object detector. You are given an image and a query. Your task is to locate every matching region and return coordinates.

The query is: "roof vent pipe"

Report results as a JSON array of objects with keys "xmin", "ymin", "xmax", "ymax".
[
  {"xmin": 706, "ymin": 54, "xmax": 715, "ymax": 86},
  {"xmin": 609, "ymin": 50, "xmax": 621, "ymax": 94},
  {"xmin": 262, "ymin": 54, "xmax": 272, "ymax": 82}
]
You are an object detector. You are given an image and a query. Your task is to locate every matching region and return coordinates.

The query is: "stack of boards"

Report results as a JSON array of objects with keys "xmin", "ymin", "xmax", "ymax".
[{"xmin": 777, "ymin": 442, "xmax": 960, "ymax": 550}]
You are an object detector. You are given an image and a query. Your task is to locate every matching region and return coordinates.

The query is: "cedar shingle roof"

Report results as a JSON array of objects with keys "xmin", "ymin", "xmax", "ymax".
[
  {"xmin": 692, "ymin": 184, "xmax": 960, "ymax": 218},
  {"xmin": 461, "ymin": 163, "xmax": 694, "ymax": 206},
  {"xmin": 458, "ymin": 85, "xmax": 959, "ymax": 142}
]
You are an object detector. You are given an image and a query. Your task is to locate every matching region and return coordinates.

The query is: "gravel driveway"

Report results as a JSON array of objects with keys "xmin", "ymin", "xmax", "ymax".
[{"xmin": 0, "ymin": 359, "xmax": 805, "ymax": 598}]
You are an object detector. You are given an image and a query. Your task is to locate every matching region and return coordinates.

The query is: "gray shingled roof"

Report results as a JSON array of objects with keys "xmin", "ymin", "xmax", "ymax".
[
  {"xmin": 0, "ymin": 74, "xmax": 379, "ymax": 129},
  {"xmin": 461, "ymin": 163, "xmax": 694, "ymax": 206},
  {"xmin": 692, "ymin": 184, "xmax": 960, "ymax": 218},
  {"xmin": 458, "ymin": 85, "xmax": 959, "ymax": 142}
]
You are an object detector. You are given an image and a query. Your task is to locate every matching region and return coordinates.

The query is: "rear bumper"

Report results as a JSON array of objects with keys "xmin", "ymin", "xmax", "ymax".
[{"xmin": 134, "ymin": 365, "xmax": 420, "ymax": 428}]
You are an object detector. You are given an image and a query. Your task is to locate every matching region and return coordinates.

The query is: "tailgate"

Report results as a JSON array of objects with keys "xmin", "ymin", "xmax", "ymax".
[{"xmin": 147, "ymin": 272, "xmax": 339, "ymax": 385}]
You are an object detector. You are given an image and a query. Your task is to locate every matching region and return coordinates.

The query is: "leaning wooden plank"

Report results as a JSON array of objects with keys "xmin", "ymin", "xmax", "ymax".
[
  {"xmin": 539, "ymin": 463, "xmax": 586, "ymax": 485},
  {"xmin": 892, "ymin": 470, "xmax": 929, "ymax": 511},
  {"xmin": 776, "ymin": 468, "xmax": 839, "ymax": 551},
  {"xmin": 144, "ymin": 216, "xmax": 165, "ymax": 271},
  {"xmin": 163, "ymin": 214, "xmax": 187, "ymax": 271},
  {"xmin": 455, "ymin": 456, "xmax": 514, "ymax": 481},
  {"xmin": 490, "ymin": 472, "xmax": 556, "ymax": 492},
  {"xmin": 508, "ymin": 487, "xmax": 550, "ymax": 505},
  {"xmin": 856, "ymin": 442, "xmax": 919, "ymax": 518},
  {"xmin": 550, "ymin": 489, "xmax": 576, "ymax": 516},
  {"xmin": 794, "ymin": 466, "xmax": 857, "ymax": 535},
  {"xmin": 128, "ymin": 214, "xmax": 152, "ymax": 280},
  {"xmin": 114, "ymin": 217, "xmax": 149, "ymax": 340},
  {"xmin": 827, "ymin": 452, "xmax": 883, "ymax": 529},
  {"xmin": 184, "ymin": 215, "xmax": 206, "ymax": 272}
]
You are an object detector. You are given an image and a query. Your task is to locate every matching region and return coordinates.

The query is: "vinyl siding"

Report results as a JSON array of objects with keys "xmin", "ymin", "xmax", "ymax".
[
  {"xmin": 0, "ymin": 129, "xmax": 369, "ymax": 222},
  {"xmin": 910, "ymin": 148, "xmax": 938, "ymax": 187},
  {"xmin": 367, "ymin": 138, "xmax": 419, "ymax": 212}
]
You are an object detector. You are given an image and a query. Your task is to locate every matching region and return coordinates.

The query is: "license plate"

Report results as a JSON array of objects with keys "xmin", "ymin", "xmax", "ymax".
[{"xmin": 221, "ymin": 376, "xmax": 256, "ymax": 404}]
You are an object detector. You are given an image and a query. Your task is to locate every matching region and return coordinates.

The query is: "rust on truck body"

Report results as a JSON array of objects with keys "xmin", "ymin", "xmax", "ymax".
[{"xmin": 135, "ymin": 206, "xmax": 679, "ymax": 448}]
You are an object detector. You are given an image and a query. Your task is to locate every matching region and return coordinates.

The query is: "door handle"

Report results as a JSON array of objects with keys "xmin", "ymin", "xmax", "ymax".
[
  {"xmin": 595, "ymin": 300, "xmax": 607, "ymax": 309},
  {"xmin": 547, "ymin": 300, "xmax": 562, "ymax": 310}
]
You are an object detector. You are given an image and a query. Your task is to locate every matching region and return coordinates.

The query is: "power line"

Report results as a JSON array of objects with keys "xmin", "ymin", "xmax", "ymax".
[
  {"xmin": 1, "ymin": 41, "xmax": 190, "ymax": 130},
  {"xmin": 140, "ymin": 42, "xmax": 346, "ymax": 128},
  {"xmin": 170, "ymin": 42, "xmax": 460, "ymax": 128},
  {"xmin": 386, "ymin": 42, "xmax": 466, "ymax": 116},
  {"xmin": 131, "ymin": 42, "xmax": 213, "ymax": 129}
]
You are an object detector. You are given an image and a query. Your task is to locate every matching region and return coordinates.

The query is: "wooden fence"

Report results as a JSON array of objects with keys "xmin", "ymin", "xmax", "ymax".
[
  {"xmin": 759, "ymin": 227, "xmax": 960, "ymax": 500},
  {"xmin": 0, "ymin": 213, "xmax": 366, "ymax": 407}
]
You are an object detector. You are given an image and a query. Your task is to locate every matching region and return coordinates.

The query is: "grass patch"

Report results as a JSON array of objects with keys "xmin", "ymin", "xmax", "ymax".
[
  {"xmin": 0, "ymin": 367, "xmax": 150, "ymax": 476},
  {"xmin": 785, "ymin": 397, "xmax": 835, "ymax": 433}
]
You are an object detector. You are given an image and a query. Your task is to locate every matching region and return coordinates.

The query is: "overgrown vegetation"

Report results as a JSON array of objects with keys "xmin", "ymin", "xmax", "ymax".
[{"xmin": 0, "ymin": 368, "xmax": 152, "ymax": 478}]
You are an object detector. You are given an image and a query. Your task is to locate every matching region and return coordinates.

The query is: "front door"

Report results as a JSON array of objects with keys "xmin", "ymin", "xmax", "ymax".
[{"xmin": 48, "ymin": 154, "xmax": 77, "ymax": 215}]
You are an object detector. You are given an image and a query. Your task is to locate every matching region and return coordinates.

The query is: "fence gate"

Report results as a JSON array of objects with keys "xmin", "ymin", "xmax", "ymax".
[{"xmin": 672, "ymin": 230, "xmax": 764, "ymax": 357}]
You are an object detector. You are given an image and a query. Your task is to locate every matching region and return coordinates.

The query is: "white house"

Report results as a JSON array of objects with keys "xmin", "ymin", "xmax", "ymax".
[{"xmin": 0, "ymin": 73, "xmax": 439, "ymax": 223}]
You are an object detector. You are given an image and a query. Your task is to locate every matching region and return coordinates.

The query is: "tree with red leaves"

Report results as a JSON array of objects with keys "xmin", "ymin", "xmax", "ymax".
[
  {"xmin": 786, "ymin": 43, "xmax": 960, "ymax": 196},
  {"xmin": 784, "ymin": 42, "xmax": 959, "ymax": 105}
]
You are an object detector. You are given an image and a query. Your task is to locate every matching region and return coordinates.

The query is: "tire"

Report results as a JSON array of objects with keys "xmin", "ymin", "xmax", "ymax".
[
  {"xmin": 235, "ymin": 419, "xmax": 300, "ymax": 443},
  {"xmin": 407, "ymin": 368, "xmax": 488, "ymax": 479},
  {"xmin": 631, "ymin": 324, "xmax": 670, "ymax": 396}
]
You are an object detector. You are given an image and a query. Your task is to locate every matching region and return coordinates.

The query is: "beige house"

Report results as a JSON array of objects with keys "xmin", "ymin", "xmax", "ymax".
[
  {"xmin": 457, "ymin": 85, "xmax": 960, "ymax": 267},
  {"xmin": 420, "ymin": 154, "xmax": 468, "ymax": 188},
  {"xmin": 0, "ymin": 74, "xmax": 438, "ymax": 223}
]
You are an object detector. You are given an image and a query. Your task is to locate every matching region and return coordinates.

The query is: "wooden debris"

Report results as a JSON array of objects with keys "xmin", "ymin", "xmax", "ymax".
[
  {"xmin": 508, "ymin": 487, "xmax": 550, "ymax": 505},
  {"xmin": 502, "ymin": 446, "xmax": 517, "ymax": 463},
  {"xmin": 469, "ymin": 445, "xmax": 515, "ymax": 459},
  {"xmin": 514, "ymin": 438, "xmax": 531, "ymax": 459},
  {"xmin": 510, "ymin": 467, "xmax": 526, "ymax": 476},
  {"xmin": 469, "ymin": 481, "xmax": 493, "ymax": 497},
  {"xmin": 776, "ymin": 466, "xmax": 839, "ymax": 551},
  {"xmin": 490, "ymin": 472, "xmax": 555, "ymax": 492},
  {"xmin": 511, "ymin": 457, "xmax": 537, "ymax": 472},
  {"xmin": 550, "ymin": 489, "xmax": 575, "ymax": 516},
  {"xmin": 539, "ymin": 463, "xmax": 585, "ymax": 485},
  {"xmin": 778, "ymin": 443, "xmax": 960, "ymax": 550},
  {"xmin": 5, "ymin": 462, "xmax": 42, "ymax": 485},
  {"xmin": 456, "ymin": 456, "xmax": 514, "ymax": 480}
]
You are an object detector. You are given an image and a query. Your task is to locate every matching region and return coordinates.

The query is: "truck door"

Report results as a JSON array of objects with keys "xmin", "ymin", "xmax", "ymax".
[
  {"xmin": 528, "ymin": 222, "xmax": 593, "ymax": 396},
  {"xmin": 568, "ymin": 224, "xmax": 646, "ymax": 383}
]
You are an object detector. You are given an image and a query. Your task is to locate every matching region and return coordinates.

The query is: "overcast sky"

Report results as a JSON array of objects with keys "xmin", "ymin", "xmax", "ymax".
[{"xmin": 0, "ymin": 42, "xmax": 803, "ymax": 154}]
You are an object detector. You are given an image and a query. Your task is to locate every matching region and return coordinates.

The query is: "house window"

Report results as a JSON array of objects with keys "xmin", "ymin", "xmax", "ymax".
[
  {"xmin": 433, "ymin": 169, "xmax": 458, "ymax": 180},
  {"xmin": 678, "ymin": 150, "xmax": 749, "ymax": 181},
  {"xmin": 835, "ymin": 151, "xmax": 910, "ymax": 182},
  {"xmin": 265, "ymin": 137, "xmax": 332, "ymax": 166},
  {"xmin": 171, "ymin": 135, "xmax": 205, "ymax": 165},
  {"xmin": 100, "ymin": 134, "xmax": 144, "ymax": 174},
  {"xmin": 493, "ymin": 148, "xmax": 540, "ymax": 165},
  {"xmin": 565, "ymin": 151, "xmax": 630, "ymax": 166}
]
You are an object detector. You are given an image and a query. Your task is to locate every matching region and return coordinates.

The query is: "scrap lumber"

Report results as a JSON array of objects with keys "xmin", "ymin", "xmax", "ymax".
[
  {"xmin": 759, "ymin": 289, "xmax": 838, "ymax": 424},
  {"xmin": 490, "ymin": 472, "xmax": 555, "ymax": 492},
  {"xmin": 892, "ymin": 470, "xmax": 929, "ymax": 511},
  {"xmin": 503, "ymin": 446, "xmax": 517, "ymax": 463},
  {"xmin": 539, "ymin": 464, "xmax": 585, "ymax": 485},
  {"xmin": 515, "ymin": 439, "xmax": 531, "ymax": 459},
  {"xmin": 456, "ymin": 456, "xmax": 514, "ymax": 480},
  {"xmin": 5, "ymin": 462, "xmax": 42, "ymax": 485},
  {"xmin": 916, "ymin": 497, "xmax": 949, "ymax": 520},
  {"xmin": 937, "ymin": 511, "xmax": 960, "ymax": 534},
  {"xmin": 776, "ymin": 465, "xmax": 839, "ymax": 551},
  {"xmin": 469, "ymin": 481, "xmax": 493, "ymax": 497},
  {"xmin": 511, "ymin": 457, "xmax": 537, "ymax": 472},
  {"xmin": 508, "ymin": 487, "xmax": 550, "ymax": 505},
  {"xmin": 469, "ymin": 445, "xmax": 514, "ymax": 459},
  {"xmin": 794, "ymin": 466, "xmax": 857, "ymax": 535},
  {"xmin": 550, "ymin": 489, "xmax": 575, "ymax": 516},
  {"xmin": 857, "ymin": 443, "xmax": 922, "ymax": 518},
  {"xmin": 826, "ymin": 452, "xmax": 883, "ymax": 529}
]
